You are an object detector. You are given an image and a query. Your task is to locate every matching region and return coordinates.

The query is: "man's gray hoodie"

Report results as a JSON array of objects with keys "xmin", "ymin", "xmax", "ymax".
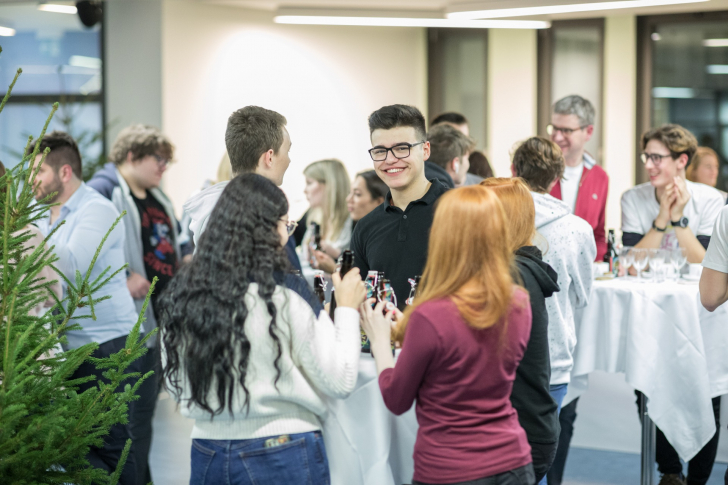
[{"xmin": 532, "ymin": 192, "xmax": 595, "ymax": 386}]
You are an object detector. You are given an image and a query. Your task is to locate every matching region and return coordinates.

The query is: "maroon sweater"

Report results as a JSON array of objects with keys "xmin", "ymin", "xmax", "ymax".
[{"xmin": 379, "ymin": 289, "xmax": 533, "ymax": 483}]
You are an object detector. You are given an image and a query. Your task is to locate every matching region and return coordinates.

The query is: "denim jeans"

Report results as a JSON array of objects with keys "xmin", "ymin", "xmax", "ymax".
[
  {"xmin": 412, "ymin": 464, "xmax": 535, "ymax": 485},
  {"xmin": 190, "ymin": 431, "xmax": 330, "ymax": 485}
]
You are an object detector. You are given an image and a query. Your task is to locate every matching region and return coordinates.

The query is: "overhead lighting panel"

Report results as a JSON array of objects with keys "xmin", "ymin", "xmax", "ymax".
[
  {"xmin": 37, "ymin": 3, "xmax": 78, "ymax": 14},
  {"xmin": 448, "ymin": 0, "xmax": 709, "ymax": 20},
  {"xmin": 274, "ymin": 16, "xmax": 550, "ymax": 29},
  {"xmin": 703, "ymin": 39, "xmax": 728, "ymax": 47}
]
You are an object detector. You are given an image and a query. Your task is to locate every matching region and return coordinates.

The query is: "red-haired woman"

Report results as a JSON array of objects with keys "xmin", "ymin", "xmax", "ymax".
[{"xmin": 360, "ymin": 185, "xmax": 534, "ymax": 485}]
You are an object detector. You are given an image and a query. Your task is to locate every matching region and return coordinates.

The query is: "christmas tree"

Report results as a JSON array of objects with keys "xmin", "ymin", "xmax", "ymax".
[{"xmin": 0, "ymin": 46, "xmax": 154, "ymax": 484}]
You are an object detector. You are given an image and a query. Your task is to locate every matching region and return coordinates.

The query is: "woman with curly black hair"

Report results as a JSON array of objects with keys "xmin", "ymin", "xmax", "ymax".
[{"xmin": 158, "ymin": 173, "xmax": 366, "ymax": 485}]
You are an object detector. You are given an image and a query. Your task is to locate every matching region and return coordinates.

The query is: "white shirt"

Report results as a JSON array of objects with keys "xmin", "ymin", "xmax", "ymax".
[
  {"xmin": 621, "ymin": 180, "xmax": 724, "ymax": 250},
  {"xmin": 703, "ymin": 205, "xmax": 728, "ymax": 273},
  {"xmin": 561, "ymin": 162, "xmax": 583, "ymax": 214}
]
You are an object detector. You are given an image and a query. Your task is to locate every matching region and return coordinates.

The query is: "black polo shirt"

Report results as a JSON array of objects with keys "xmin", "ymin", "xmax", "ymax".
[{"xmin": 350, "ymin": 180, "xmax": 449, "ymax": 309}]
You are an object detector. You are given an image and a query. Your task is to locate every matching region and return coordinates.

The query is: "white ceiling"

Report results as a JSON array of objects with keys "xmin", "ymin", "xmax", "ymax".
[{"xmin": 205, "ymin": 0, "xmax": 728, "ymax": 19}]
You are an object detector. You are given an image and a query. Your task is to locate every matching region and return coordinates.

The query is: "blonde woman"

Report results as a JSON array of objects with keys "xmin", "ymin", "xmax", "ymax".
[
  {"xmin": 302, "ymin": 159, "xmax": 352, "ymax": 266},
  {"xmin": 687, "ymin": 146, "xmax": 727, "ymax": 202}
]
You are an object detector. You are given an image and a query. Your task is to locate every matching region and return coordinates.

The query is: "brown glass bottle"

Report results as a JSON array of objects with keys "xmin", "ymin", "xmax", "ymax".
[{"xmin": 329, "ymin": 250, "xmax": 354, "ymax": 320}]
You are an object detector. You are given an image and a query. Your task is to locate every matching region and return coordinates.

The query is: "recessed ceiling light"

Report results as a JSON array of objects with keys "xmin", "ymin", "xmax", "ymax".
[
  {"xmin": 652, "ymin": 87, "xmax": 695, "ymax": 98},
  {"xmin": 703, "ymin": 39, "xmax": 728, "ymax": 47},
  {"xmin": 448, "ymin": 0, "xmax": 709, "ymax": 20},
  {"xmin": 274, "ymin": 16, "xmax": 550, "ymax": 29},
  {"xmin": 0, "ymin": 26, "xmax": 15, "ymax": 36},
  {"xmin": 707, "ymin": 65, "xmax": 728, "ymax": 74},
  {"xmin": 651, "ymin": 32, "xmax": 662, "ymax": 41},
  {"xmin": 37, "ymin": 3, "xmax": 78, "ymax": 14}
]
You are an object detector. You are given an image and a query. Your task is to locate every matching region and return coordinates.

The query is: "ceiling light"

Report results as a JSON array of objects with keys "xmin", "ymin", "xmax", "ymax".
[
  {"xmin": 0, "ymin": 26, "xmax": 15, "ymax": 36},
  {"xmin": 703, "ymin": 39, "xmax": 728, "ymax": 47},
  {"xmin": 274, "ymin": 16, "xmax": 550, "ymax": 29},
  {"xmin": 651, "ymin": 32, "xmax": 661, "ymax": 41},
  {"xmin": 69, "ymin": 55, "xmax": 102, "ymax": 69},
  {"xmin": 707, "ymin": 65, "xmax": 728, "ymax": 74},
  {"xmin": 448, "ymin": 0, "xmax": 708, "ymax": 20},
  {"xmin": 37, "ymin": 3, "xmax": 78, "ymax": 14},
  {"xmin": 652, "ymin": 87, "xmax": 695, "ymax": 98}
]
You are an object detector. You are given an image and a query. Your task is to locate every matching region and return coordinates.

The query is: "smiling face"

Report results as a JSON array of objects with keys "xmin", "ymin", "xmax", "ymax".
[
  {"xmin": 645, "ymin": 139, "xmax": 683, "ymax": 188},
  {"xmin": 346, "ymin": 175, "xmax": 384, "ymax": 221},
  {"xmin": 550, "ymin": 113, "xmax": 592, "ymax": 162},
  {"xmin": 695, "ymin": 154, "xmax": 719, "ymax": 187},
  {"xmin": 370, "ymin": 126, "xmax": 429, "ymax": 192}
]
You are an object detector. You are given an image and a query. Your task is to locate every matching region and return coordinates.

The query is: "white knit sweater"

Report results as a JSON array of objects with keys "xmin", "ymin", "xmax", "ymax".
[{"xmin": 163, "ymin": 282, "xmax": 361, "ymax": 440}]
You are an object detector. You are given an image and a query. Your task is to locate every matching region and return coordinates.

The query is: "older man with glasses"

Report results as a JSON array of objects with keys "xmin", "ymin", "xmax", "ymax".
[{"xmin": 547, "ymin": 95, "xmax": 609, "ymax": 262}]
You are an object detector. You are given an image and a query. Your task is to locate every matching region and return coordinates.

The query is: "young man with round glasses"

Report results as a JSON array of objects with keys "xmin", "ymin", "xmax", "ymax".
[
  {"xmin": 548, "ymin": 95, "xmax": 609, "ymax": 262},
  {"xmin": 620, "ymin": 124, "xmax": 723, "ymax": 485},
  {"xmin": 350, "ymin": 104, "xmax": 448, "ymax": 309}
]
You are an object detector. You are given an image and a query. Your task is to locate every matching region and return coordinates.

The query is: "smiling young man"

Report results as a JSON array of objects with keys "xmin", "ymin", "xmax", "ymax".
[
  {"xmin": 350, "ymin": 104, "xmax": 448, "ymax": 309},
  {"xmin": 548, "ymin": 95, "xmax": 609, "ymax": 262},
  {"xmin": 621, "ymin": 124, "xmax": 723, "ymax": 485}
]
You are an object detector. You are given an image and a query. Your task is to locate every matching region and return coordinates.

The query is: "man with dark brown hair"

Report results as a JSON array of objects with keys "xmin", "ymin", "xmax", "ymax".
[
  {"xmin": 183, "ymin": 105, "xmax": 300, "ymax": 271},
  {"xmin": 427, "ymin": 124, "xmax": 474, "ymax": 188}
]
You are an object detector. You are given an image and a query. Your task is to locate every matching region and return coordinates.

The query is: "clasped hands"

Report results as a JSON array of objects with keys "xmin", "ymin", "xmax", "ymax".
[{"xmin": 655, "ymin": 176, "xmax": 691, "ymax": 229}]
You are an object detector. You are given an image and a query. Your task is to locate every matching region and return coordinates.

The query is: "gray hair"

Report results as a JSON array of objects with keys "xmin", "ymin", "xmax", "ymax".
[{"xmin": 553, "ymin": 95, "xmax": 595, "ymax": 127}]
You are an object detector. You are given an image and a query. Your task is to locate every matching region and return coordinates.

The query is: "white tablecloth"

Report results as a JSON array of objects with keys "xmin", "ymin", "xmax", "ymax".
[
  {"xmin": 565, "ymin": 277, "xmax": 728, "ymax": 460},
  {"xmin": 323, "ymin": 352, "xmax": 417, "ymax": 485}
]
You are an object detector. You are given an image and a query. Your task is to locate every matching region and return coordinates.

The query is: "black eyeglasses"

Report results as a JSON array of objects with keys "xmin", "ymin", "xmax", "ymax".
[
  {"xmin": 152, "ymin": 154, "xmax": 170, "ymax": 168},
  {"xmin": 546, "ymin": 124, "xmax": 588, "ymax": 137},
  {"xmin": 368, "ymin": 142, "xmax": 424, "ymax": 162},
  {"xmin": 280, "ymin": 219, "xmax": 298, "ymax": 236},
  {"xmin": 641, "ymin": 153, "xmax": 673, "ymax": 166}
]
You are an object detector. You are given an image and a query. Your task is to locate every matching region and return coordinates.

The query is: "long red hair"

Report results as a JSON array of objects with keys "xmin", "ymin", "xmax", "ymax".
[{"xmin": 395, "ymin": 186, "xmax": 514, "ymax": 342}]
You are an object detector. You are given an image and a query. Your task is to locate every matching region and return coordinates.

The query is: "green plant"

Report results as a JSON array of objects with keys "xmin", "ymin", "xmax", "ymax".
[{"xmin": 0, "ymin": 46, "xmax": 153, "ymax": 484}]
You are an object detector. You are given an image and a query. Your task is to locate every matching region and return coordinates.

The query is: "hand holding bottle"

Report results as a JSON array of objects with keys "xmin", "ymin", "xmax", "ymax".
[
  {"xmin": 331, "ymin": 268, "xmax": 366, "ymax": 309},
  {"xmin": 359, "ymin": 298, "xmax": 396, "ymax": 347}
]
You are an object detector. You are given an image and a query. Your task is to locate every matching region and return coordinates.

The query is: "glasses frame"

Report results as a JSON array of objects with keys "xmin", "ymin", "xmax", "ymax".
[
  {"xmin": 368, "ymin": 141, "xmax": 425, "ymax": 162},
  {"xmin": 281, "ymin": 219, "xmax": 298, "ymax": 236},
  {"xmin": 546, "ymin": 124, "xmax": 589, "ymax": 137},
  {"xmin": 640, "ymin": 153, "xmax": 673, "ymax": 167},
  {"xmin": 152, "ymin": 154, "xmax": 170, "ymax": 168}
]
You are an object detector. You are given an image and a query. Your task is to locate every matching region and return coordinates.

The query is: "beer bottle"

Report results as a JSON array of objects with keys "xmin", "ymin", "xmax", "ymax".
[
  {"xmin": 604, "ymin": 229, "xmax": 618, "ymax": 276},
  {"xmin": 311, "ymin": 222, "xmax": 321, "ymax": 250},
  {"xmin": 365, "ymin": 271, "xmax": 379, "ymax": 300},
  {"xmin": 313, "ymin": 270, "xmax": 326, "ymax": 305},
  {"xmin": 329, "ymin": 250, "xmax": 354, "ymax": 320}
]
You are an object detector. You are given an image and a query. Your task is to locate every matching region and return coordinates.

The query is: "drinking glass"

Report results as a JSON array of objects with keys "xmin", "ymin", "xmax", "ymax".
[
  {"xmin": 671, "ymin": 247, "xmax": 688, "ymax": 279},
  {"xmin": 619, "ymin": 246, "xmax": 634, "ymax": 276},
  {"xmin": 649, "ymin": 249, "xmax": 666, "ymax": 283},
  {"xmin": 632, "ymin": 249, "xmax": 649, "ymax": 281}
]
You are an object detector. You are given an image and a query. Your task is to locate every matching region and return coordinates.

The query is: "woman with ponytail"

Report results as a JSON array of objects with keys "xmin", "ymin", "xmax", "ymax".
[{"xmin": 360, "ymin": 185, "xmax": 534, "ymax": 485}]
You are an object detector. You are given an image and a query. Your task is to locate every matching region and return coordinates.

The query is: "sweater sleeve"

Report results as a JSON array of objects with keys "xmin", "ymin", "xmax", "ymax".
[
  {"xmin": 379, "ymin": 312, "xmax": 439, "ymax": 415},
  {"xmin": 289, "ymin": 295, "xmax": 361, "ymax": 399}
]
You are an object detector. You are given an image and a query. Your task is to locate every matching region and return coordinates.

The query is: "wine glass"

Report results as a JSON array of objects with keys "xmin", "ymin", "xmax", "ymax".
[
  {"xmin": 671, "ymin": 247, "xmax": 688, "ymax": 280},
  {"xmin": 632, "ymin": 249, "xmax": 649, "ymax": 281},
  {"xmin": 619, "ymin": 246, "xmax": 634, "ymax": 277},
  {"xmin": 649, "ymin": 249, "xmax": 666, "ymax": 283}
]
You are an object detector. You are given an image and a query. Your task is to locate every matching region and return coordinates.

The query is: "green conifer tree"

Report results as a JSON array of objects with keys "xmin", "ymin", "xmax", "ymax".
[{"xmin": 0, "ymin": 45, "xmax": 153, "ymax": 484}]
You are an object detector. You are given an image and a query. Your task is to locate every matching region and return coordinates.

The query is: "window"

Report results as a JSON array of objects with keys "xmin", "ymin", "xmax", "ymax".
[
  {"xmin": 638, "ymin": 11, "xmax": 728, "ymax": 188},
  {"xmin": 427, "ymin": 28, "xmax": 488, "ymax": 151},
  {"xmin": 0, "ymin": 5, "xmax": 103, "ymax": 178},
  {"xmin": 538, "ymin": 19, "xmax": 604, "ymax": 163}
]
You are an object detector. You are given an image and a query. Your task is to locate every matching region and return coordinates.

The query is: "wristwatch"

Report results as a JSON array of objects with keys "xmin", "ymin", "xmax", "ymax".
[
  {"xmin": 671, "ymin": 216, "xmax": 689, "ymax": 228},
  {"xmin": 652, "ymin": 220, "xmax": 666, "ymax": 232}
]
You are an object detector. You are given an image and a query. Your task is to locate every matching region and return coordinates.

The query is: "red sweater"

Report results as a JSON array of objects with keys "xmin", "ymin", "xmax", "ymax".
[
  {"xmin": 379, "ymin": 290, "xmax": 532, "ymax": 483},
  {"xmin": 550, "ymin": 154, "xmax": 609, "ymax": 261}
]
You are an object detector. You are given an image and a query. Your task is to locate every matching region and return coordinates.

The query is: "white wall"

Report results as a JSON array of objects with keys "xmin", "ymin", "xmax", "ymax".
[
  {"xmin": 160, "ymin": 0, "xmax": 427, "ymax": 217},
  {"xmin": 487, "ymin": 29, "xmax": 538, "ymax": 177},
  {"xmin": 602, "ymin": 15, "xmax": 637, "ymax": 233},
  {"xmin": 105, "ymin": 0, "xmax": 162, "ymax": 148}
]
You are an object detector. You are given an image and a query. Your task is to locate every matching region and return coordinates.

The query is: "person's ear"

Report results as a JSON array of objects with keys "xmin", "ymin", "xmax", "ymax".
[
  {"xmin": 584, "ymin": 124, "xmax": 595, "ymax": 142},
  {"xmin": 510, "ymin": 164, "xmax": 517, "ymax": 177},
  {"xmin": 422, "ymin": 141, "xmax": 431, "ymax": 162},
  {"xmin": 60, "ymin": 164, "xmax": 74, "ymax": 183},
  {"xmin": 125, "ymin": 150, "xmax": 134, "ymax": 165},
  {"xmin": 546, "ymin": 177, "xmax": 559, "ymax": 193},
  {"xmin": 677, "ymin": 153, "xmax": 689, "ymax": 171},
  {"xmin": 451, "ymin": 157, "xmax": 460, "ymax": 174},
  {"xmin": 259, "ymin": 149, "xmax": 274, "ymax": 170}
]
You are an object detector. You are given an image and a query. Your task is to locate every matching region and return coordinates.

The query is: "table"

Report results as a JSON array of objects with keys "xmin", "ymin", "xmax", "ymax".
[
  {"xmin": 565, "ymin": 277, "xmax": 728, "ymax": 481},
  {"xmin": 322, "ymin": 352, "xmax": 417, "ymax": 485}
]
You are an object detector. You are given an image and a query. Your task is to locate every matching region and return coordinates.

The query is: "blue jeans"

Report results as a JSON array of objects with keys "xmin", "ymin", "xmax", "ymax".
[
  {"xmin": 190, "ymin": 431, "xmax": 330, "ymax": 485},
  {"xmin": 537, "ymin": 384, "xmax": 568, "ymax": 485}
]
